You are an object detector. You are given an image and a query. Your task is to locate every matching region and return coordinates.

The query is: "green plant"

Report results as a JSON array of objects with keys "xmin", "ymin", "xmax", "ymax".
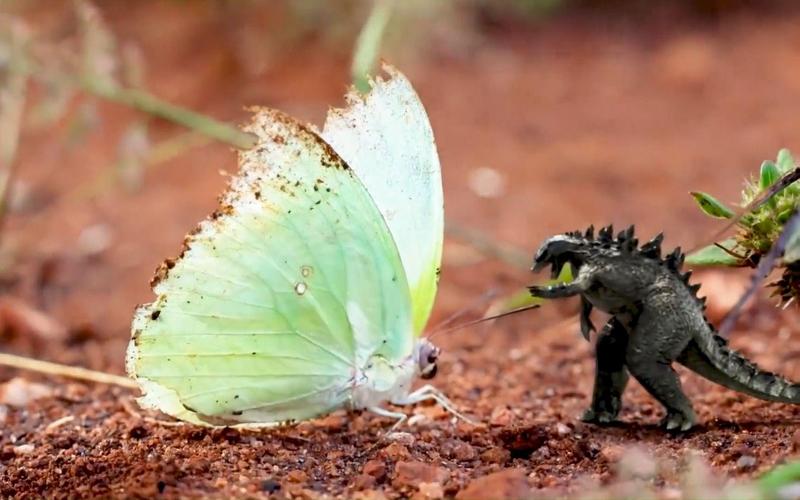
[{"xmin": 687, "ymin": 148, "xmax": 800, "ymax": 305}]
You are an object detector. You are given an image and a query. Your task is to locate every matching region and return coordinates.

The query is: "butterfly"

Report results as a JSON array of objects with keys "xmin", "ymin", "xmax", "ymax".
[{"xmin": 124, "ymin": 64, "xmax": 468, "ymax": 429}]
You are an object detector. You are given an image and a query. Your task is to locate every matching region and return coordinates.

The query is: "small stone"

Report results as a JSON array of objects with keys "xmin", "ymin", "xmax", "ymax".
[
  {"xmin": 13, "ymin": 444, "xmax": 34, "ymax": 455},
  {"xmin": 480, "ymin": 447, "xmax": 510, "ymax": 465},
  {"xmin": 353, "ymin": 474, "xmax": 376, "ymax": 490},
  {"xmin": 0, "ymin": 377, "xmax": 53, "ymax": 407},
  {"xmin": 456, "ymin": 469, "xmax": 529, "ymax": 500},
  {"xmin": 260, "ymin": 479, "xmax": 281, "ymax": 493},
  {"xmin": 363, "ymin": 459, "xmax": 387, "ymax": 480},
  {"xmin": 600, "ymin": 444, "xmax": 625, "ymax": 464},
  {"xmin": 393, "ymin": 461, "xmax": 450, "ymax": 489},
  {"xmin": 407, "ymin": 414, "xmax": 429, "ymax": 426},
  {"xmin": 489, "ymin": 406, "xmax": 514, "ymax": 427},
  {"xmin": 555, "ymin": 423, "xmax": 571, "ymax": 436},
  {"xmin": 286, "ymin": 470, "xmax": 308, "ymax": 483},
  {"xmin": 415, "ymin": 481, "xmax": 445, "ymax": 499},
  {"xmin": 453, "ymin": 441, "xmax": 476, "ymax": 461},
  {"xmin": 380, "ymin": 442, "xmax": 411, "ymax": 461},
  {"xmin": 387, "ymin": 431, "xmax": 415, "ymax": 446},
  {"xmin": 736, "ymin": 455, "xmax": 757, "ymax": 470},
  {"xmin": 352, "ymin": 490, "xmax": 390, "ymax": 500}
]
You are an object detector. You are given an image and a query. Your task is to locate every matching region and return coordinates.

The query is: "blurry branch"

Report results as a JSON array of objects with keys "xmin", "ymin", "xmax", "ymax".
[
  {"xmin": 0, "ymin": 20, "xmax": 29, "ymax": 238},
  {"xmin": 0, "ymin": 352, "xmax": 138, "ymax": 389},
  {"xmin": 75, "ymin": 76, "xmax": 257, "ymax": 150},
  {"xmin": 446, "ymin": 220, "xmax": 531, "ymax": 269},
  {"xmin": 351, "ymin": 0, "xmax": 394, "ymax": 92}
]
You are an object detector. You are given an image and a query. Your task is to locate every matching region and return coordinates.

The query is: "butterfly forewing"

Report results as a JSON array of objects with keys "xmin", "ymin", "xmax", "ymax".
[{"xmin": 127, "ymin": 109, "xmax": 414, "ymax": 426}]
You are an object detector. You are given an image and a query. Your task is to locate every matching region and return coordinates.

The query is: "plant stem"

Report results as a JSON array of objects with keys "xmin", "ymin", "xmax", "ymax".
[
  {"xmin": 0, "ymin": 352, "xmax": 138, "ymax": 389},
  {"xmin": 351, "ymin": 0, "xmax": 394, "ymax": 93},
  {"xmin": 79, "ymin": 78, "xmax": 257, "ymax": 150},
  {"xmin": 0, "ymin": 22, "xmax": 30, "ymax": 241}
]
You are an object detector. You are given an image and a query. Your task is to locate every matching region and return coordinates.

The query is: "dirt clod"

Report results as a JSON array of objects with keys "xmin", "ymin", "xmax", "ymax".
[{"xmin": 455, "ymin": 469, "xmax": 530, "ymax": 500}]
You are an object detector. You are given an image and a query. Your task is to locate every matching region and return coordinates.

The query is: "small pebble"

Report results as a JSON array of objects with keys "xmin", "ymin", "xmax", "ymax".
[{"xmin": 736, "ymin": 455, "xmax": 757, "ymax": 470}]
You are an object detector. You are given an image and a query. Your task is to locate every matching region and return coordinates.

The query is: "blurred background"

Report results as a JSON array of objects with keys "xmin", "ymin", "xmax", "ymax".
[{"xmin": 1, "ymin": 0, "xmax": 800, "ymax": 372}]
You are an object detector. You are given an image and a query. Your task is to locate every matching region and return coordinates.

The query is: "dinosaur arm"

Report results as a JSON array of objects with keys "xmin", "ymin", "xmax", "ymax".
[{"xmin": 529, "ymin": 270, "xmax": 592, "ymax": 299}]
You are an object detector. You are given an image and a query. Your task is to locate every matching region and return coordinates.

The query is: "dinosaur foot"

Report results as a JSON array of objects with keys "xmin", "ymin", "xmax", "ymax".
[
  {"xmin": 580, "ymin": 408, "xmax": 619, "ymax": 425},
  {"xmin": 659, "ymin": 410, "xmax": 696, "ymax": 432}
]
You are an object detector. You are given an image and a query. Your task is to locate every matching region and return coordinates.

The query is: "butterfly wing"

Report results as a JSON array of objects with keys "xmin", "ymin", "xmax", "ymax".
[
  {"xmin": 322, "ymin": 63, "xmax": 444, "ymax": 335},
  {"xmin": 126, "ymin": 109, "xmax": 414, "ymax": 426}
]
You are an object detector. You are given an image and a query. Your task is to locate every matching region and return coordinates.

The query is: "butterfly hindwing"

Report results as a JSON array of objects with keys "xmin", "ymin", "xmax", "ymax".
[
  {"xmin": 126, "ymin": 109, "xmax": 414, "ymax": 426},
  {"xmin": 322, "ymin": 63, "xmax": 444, "ymax": 335}
]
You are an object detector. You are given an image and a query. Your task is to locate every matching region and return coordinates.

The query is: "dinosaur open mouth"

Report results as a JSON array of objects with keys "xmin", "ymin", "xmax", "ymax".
[{"xmin": 550, "ymin": 258, "xmax": 565, "ymax": 279}]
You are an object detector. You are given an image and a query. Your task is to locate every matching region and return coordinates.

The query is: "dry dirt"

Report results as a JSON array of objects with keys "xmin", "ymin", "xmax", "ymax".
[{"xmin": 3, "ymin": 2, "xmax": 800, "ymax": 498}]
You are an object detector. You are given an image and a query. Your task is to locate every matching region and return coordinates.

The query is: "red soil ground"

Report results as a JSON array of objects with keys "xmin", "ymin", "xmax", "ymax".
[{"xmin": 3, "ymin": 2, "xmax": 800, "ymax": 498}]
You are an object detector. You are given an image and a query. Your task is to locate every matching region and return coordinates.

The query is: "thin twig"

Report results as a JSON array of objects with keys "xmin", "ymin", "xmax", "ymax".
[
  {"xmin": 351, "ymin": 0, "xmax": 394, "ymax": 93},
  {"xmin": 0, "ymin": 352, "xmax": 138, "ymax": 389},
  {"xmin": 78, "ymin": 77, "xmax": 257, "ymax": 150},
  {"xmin": 445, "ymin": 220, "xmax": 531, "ymax": 269},
  {"xmin": 0, "ymin": 22, "xmax": 30, "ymax": 241},
  {"xmin": 21, "ymin": 55, "xmax": 257, "ymax": 151}
]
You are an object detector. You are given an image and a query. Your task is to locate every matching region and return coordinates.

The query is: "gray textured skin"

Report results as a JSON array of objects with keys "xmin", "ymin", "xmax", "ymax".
[{"xmin": 530, "ymin": 225, "xmax": 800, "ymax": 431}]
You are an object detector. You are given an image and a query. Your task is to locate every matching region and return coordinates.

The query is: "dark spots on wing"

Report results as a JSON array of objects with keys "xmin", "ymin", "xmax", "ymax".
[
  {"xmin": 315, "ymin": 200, "xmax": 321, "ymax": 205},
  {"xmin": 273, "ymin": 134, "xmax": 285, "ymax": 145},
  {"xmin": 251, "ymin": 352, "xmax": 257, "ymax": 355},
  {"xmin": 436, "ymin": 267, "xmax": 441, "ymax": 277},
  {"xmin": 150, "ymin": 310, "xmax": 161, "ymax": 320},
  {"xmin": 232, "ymin": 411, "xmax": 243, "ymax": 416},
  {"xmin": 150, "ymin": 258, "xmax": 176, "ymax": 287},
  {"xmin": 234, "ymin": 394, "xmax": 240, "ymax": 399},
  {"xmin": 254, "ymin": 190, "xmax": 261, "ymax": 200},
  {"xmin": 211, "ymin": 204, "xmax": 235, "ymax": 220}
]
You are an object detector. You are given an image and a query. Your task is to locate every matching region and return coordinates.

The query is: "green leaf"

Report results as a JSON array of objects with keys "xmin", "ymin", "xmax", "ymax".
[
  {"xmin": 760, "ymin": 160, "xmax": 780, "ymax": 190},
  {"xmin": 777, "ymin": 148, "xmax": 795, "ymax": 174},
  {"xmin": 759, "ymin": 459, "xmax": 800, "ymax": 498},
  {"xmin": 685, "ymin": 239, "xmax": 742, "ymax": 266},
  {"xmin": 690, "ymin": 191, "xmax": 735, "ymax": 219}
]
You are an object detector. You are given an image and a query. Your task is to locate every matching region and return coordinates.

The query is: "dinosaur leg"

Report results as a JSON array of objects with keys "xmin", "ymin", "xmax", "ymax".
[{"xmin": 582, "ymin": 318, "xmax": 629, "ymax": 425}]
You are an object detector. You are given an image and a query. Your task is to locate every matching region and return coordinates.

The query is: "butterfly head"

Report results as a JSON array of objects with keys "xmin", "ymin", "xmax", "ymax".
[{"xmin": 416, "ymin": 338, "xmax": 440, "ymax": 380}]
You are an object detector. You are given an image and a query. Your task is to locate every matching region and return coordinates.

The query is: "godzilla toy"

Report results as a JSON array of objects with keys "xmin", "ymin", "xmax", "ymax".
[{"xmin": 529, "ymin": 225, "xmax": 800, "ymax": 431}]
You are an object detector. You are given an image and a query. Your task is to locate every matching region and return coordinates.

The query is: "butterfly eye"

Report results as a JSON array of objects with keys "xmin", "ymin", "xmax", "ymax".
[
  {"xmin": 420, "ymin": 363, "xmax": 438, "ymax": 380},
  {"xmin": 427, "ymin": 349, "xmax": 439, "ymax": 364}
]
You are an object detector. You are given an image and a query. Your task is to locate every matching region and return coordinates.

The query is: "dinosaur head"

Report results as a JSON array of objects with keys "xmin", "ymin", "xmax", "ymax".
[{"xmin": 532, "ymin": 229, "xmax": 595, "ymax": 278}]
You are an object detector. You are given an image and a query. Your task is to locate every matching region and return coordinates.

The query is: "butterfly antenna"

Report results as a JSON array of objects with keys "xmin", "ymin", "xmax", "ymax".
[
  {"xmin": 429, "ymin": 303, "xmax": 542, "ymax": 339},
  {"xmin": 427, "ymin": 288, "xmax": 499, "ymax": 338}
]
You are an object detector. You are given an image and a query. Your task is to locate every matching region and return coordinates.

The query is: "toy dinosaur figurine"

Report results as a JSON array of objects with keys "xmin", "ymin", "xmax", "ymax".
[{"xmin": 529, "ymin": 225, "xmax": 800, "ymax": 431}]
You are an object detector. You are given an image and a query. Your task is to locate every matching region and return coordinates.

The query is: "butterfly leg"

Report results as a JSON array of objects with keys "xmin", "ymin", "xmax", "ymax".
[
  {"xmin": 393, "ymin": 384, "xmax": 476, "ymax": 425},
  {"xmin": 367, "ymin": 405, "xmax": 408, "ymax": 435}
]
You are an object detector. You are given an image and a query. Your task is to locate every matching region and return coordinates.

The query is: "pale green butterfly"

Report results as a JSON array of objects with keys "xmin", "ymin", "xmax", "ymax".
[{"xmin": 125, "ymin": 64, "xmax": 464, "ymax": 428}]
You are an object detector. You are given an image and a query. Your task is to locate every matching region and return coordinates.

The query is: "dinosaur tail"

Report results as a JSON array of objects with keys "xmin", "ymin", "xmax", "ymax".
[{"xmin": 678, "ymin": 330, "xmax": 800, "ymax": 403}]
